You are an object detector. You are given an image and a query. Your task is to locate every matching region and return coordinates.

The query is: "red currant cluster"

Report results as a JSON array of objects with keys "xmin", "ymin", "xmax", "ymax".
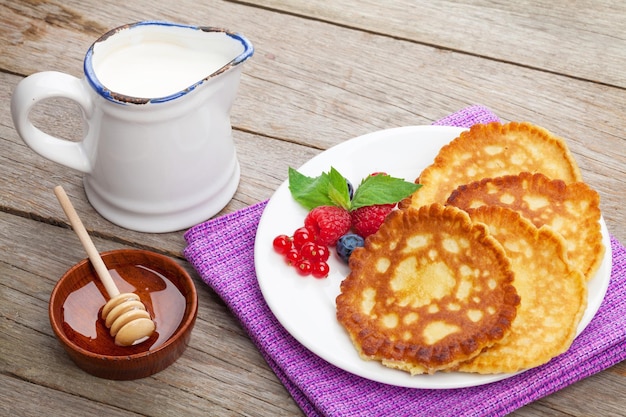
[{"xmin": 272, "ymin": 227, "xmax": 330, "ymax": 278}]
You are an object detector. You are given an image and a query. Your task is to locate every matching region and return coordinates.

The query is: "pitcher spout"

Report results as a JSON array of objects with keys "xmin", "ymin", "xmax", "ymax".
[{"xmin": 200, "ymin": 25, "xmax": 254, "ymax": 67}]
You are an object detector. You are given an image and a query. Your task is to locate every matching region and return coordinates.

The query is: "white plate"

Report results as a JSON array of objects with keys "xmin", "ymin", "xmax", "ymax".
[{"xmin": 254, "ymin": 125, "xmax": 612, "ymax": 389}]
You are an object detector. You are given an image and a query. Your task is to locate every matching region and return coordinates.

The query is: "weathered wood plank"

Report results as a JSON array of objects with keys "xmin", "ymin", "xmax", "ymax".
[
  {"xmin": 1, "ymin": 1, "xmax": 624, "ymax": 416},
  {"xmin": 2, "ymin": 209, "xmax": 625, "ymax": 416},
  {"xmin": 2, "ymin": 3, "xmax": 625, "ymax": 243},
  {"xmin": 0, "ymin": 211, "xmax": 302, "ymax": 416},
  {"xmin": 0, "ymin": 70, "xmax": 320, "ymax": 256},
  {"xmin": 0, "ymin": 374, "xmax": 143, "ymax": 417},
  {"xmin": 510, "ymin": 361, "xmax": 626, "ymax": 416},
  {"xmin": 235, "ymin": 0, "xmax": 626, "ymax": 88}
]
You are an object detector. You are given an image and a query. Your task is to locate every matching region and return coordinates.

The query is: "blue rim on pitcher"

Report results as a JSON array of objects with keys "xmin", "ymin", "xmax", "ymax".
[{"xmin": 83, "ymin": 20, "xmax": 254, "ymax": 105}]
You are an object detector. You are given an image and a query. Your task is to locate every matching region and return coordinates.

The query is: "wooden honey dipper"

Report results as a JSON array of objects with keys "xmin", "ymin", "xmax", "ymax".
[{"xmin": 54, "ymin": 186, "xmax": 156, "ymax": 346}]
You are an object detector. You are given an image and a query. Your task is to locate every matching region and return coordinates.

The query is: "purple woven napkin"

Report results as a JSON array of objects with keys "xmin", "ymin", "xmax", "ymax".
[{"xmin": 184, "ymin": 106, "xmax": 626, "ymax": 416}]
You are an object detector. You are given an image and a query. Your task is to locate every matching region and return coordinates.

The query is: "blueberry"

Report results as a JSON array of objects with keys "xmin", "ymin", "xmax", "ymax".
[
  {"xmin": 336, "ymin": 233, "xmax": 365, "ymax": 263},
  {"xmin": 346, "ymin": 179, "xmax": 354, "ymax": 200}
]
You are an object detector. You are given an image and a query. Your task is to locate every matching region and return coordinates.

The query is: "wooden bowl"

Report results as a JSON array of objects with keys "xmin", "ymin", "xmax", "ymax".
[{"xmin": 49, "ymin": 249, "xmax": 198, "ymax": 380}]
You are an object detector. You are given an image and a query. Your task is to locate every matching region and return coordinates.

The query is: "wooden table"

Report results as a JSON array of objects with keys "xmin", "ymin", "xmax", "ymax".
[{"xmin": 1, "ymin": 1, "xmax": 625, "ymax": 415}]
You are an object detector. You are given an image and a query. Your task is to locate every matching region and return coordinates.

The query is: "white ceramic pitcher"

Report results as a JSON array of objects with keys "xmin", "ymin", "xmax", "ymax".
[{"xmin": 11, "ymin": 21, "xmax": 254, "ymax": 233}]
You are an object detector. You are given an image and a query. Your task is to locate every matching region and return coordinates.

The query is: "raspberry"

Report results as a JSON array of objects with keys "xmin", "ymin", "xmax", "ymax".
[
  {"xmin": 350, "ymin": 204, "xmax": 395, "ymax": 238},
  {"xmin": 304, "ymin": 206, "xmax": 351, "ymax": 246}
]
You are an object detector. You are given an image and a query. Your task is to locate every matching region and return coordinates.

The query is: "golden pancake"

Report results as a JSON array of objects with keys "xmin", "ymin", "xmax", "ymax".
[
  {"xmin": 455, "ymin": 206, "xmax": 587, "ymax": 374},
  {"xmin": 399, "ymin": 121, "xmax": 582, "ymax": 209},
  {"xmin": 336, "ymin": 204, "xmax": 520, "ymax": 375},
  {"xmin": 446, "ymin": 172, "xmax": 604, "ymax": 281}
]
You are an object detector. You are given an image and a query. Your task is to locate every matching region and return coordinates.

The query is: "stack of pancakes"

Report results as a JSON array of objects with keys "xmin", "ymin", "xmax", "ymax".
[{"xmin": 336, "ymin": 121, "xmax": 604, "ymax": 375}]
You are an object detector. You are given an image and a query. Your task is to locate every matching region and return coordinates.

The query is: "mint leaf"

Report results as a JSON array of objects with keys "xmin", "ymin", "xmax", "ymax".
[
  {"xmin": 288, "ymin": 167, "xmax": 334, "ymax": 210},
  {"xmin": 351, "ymin": 174, "xmax": 421, "ymax": 210},
  {"xmin": 326, "ymin": 167, "xmax": 351, "ymax": 209},
  {"xmin": 288, "ymin": 167, "xmax": 420, "ymax": 212}
]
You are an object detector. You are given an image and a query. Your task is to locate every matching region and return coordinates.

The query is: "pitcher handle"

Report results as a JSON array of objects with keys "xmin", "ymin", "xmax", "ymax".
[{"xmin": 11, "ymin": 71, "xmax": 94, "ymax": 173}]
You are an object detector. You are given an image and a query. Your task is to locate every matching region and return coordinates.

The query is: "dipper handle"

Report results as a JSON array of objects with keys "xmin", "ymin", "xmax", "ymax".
[{"xmin": 54, "ymin": 186, "xmax": 120, "ymax": 298}]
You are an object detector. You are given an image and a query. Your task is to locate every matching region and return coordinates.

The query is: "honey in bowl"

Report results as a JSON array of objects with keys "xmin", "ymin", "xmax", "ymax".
[
  {"xmin": 62, "ymin": 264, "xmax": 186, "ymax": 355},
  {"xmin": 49, "ymin": 249, "xmax": 198, "ymax": 380}
]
